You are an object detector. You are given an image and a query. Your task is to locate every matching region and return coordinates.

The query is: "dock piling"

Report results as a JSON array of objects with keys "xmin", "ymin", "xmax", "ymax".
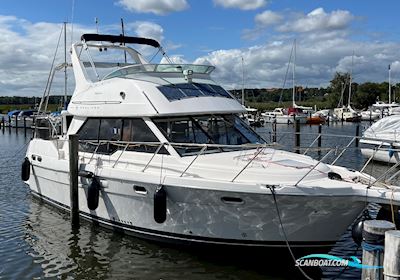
[
  {"xmin": 384, "ymin": 230, "xmax": 400, "ymax": 280},
  {"xmin": 8, "ymin": 116, "xmax": 11, "ymax": 133},
  {"xmin": 362, "ymin": 220, "xmax": 395, "ymax": 280},
  {"xmin": 295, "ymin": 119, "xmax": 300, "ymax": 154},
  {"xmin": 318, "ymin": 124, "xmax": 322, "ymax": 156},
  {"xmin": 272, "ymin": 121, "xmax": 277, "ymax": 143},
  {"xmin": 23, "ymin": 117, "xmax": 27, "ymax": 137},
  {"xmin": 69, "ymin": 134, "xmax": 80, "ymax": 227},
  {"xmin": 356, "ymin": 124, "xmax": 360, "ymax": 147}
]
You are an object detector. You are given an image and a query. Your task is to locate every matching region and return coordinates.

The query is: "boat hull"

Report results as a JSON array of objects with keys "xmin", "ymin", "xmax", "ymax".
[{"xmin": 26, "ymin": 161, "xmax": 365, "ymax": 248}]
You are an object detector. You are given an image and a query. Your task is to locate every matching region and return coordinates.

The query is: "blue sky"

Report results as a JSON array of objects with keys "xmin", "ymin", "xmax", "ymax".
[{"xmin": 1, "ymin": 0, "xmax": 400, "ymax": 96}]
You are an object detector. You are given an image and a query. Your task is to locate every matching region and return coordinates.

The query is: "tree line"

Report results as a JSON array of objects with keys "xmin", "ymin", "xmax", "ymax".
[{"xmin": 230, "ymin": 72, "xmax": 398, "ymax": 110}]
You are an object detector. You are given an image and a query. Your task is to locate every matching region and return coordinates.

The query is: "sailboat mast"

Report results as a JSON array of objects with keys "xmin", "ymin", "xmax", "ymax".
[
  {"xmin": 348, "ymin": 52, "xmax": 354, "ymax": 107},
  {"xmin": 292, "ymin": 39, "xmax": 296, "ymax": 107},
  {"xmin": 241, "ymin": 56, "xmax": 245, "ymax": 106},
  {"xmin": 63, "ymin": 21, "xmax": 67, "ymax": 109},
  {"xmin": 389, "ymin": 63, "xmax": 392, "ymax": 104}
]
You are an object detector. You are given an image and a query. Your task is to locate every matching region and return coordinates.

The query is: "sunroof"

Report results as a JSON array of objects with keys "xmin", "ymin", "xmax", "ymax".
[{"xmin": 158, "ymin": 83, "xmax": 232, "ymax": 101}]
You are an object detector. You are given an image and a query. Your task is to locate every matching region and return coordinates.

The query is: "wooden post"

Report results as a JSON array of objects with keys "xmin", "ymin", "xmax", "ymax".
[
  {"xmin": 362, "ymin": 220, "xmax": 395, "ymax": 280},
  {"xmin": 15, "ymin": 116, "xmax": 18, "ymax": 134},
  {"xmin": 272, "ymin": 121, "xmax": 277, "ymax": 143},
  {"xmin": 356, "ymin": 124, "xmax": 360, "ymax": 147},
  {"xmin": 8, "ymin": 116, "xmax": 11, "ymax": 133},
  {"xmin": 69, "ymin": 134, "xmax": 80, "ymax": 227},
  {"xmin": 295, "ymin": 119, "xmax": 300, "ymax": 154},
  {"xmin": 318, "ymin": 124, "xmax": 322, "ymax": 156},
  {"xmin": 23, "ymin": 116, "xmax": 27, "ymax": 137},
  {"xmin": 341, "ymin": 112, "xmax": 344, "ymax": 124},
  {"xmin": 1, "ymin": 116, "xmax": 3, "ymax": 132},
  {"xmin": 384, "ymin": 230, "xmax": 400, "ymax": 280}
]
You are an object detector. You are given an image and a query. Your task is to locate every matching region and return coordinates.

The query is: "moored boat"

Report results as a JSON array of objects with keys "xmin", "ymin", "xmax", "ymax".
[{"xmin": 23, "ymin": 33, "xmax": 400, "ymax": 251}]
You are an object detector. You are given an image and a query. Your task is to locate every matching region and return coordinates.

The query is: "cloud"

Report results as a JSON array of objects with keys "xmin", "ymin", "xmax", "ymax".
[
  {"xmin": 192, "ymin": 37, "xmax": 400, "ymax": 90},
  {"xmin": 278, "ymin": 7, "xmax": 354, "ymax": 33},
  {"xmin": 255, "ymin": 10, "xmax": 282, "ymax": 27},
  {"xmin": 213, "ymin": 0, "xmax": 267, "ymax": 10},
  {"xmin": 117, "ymin": 0, "xmax": 189, "ymax": 15},
  {"xmin": 0, "ymin": 17, "xmax": 167, "ymax": 96}
]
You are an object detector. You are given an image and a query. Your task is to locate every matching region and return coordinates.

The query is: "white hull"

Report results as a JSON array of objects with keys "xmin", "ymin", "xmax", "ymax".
[
  {"xmin": 361, "ymin": 146, "xmax": 400, "ymax": 164},
  {"xmin": 10, "ymin": 117, "xmax": 34, "ymax": 128},
  {"xmin": 27, "ymin": 160, "xmax": 365, "ymax": 247},
  {"xmin": 360, "ymin": 112, "xmax": 380, "ymax": 121}
]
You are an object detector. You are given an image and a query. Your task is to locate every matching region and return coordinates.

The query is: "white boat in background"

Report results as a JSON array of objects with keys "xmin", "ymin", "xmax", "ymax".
[
  {"xmin": 360, "ymin": 109, "xmax": 380, "ymax": 121},
  {"xmin": 314, "ymin": 109, "xmax": 338, "ymax": 122},
  {"xmin": 333, "ymin": 106, "xmax": 361, "ymax": 122},
  {"xmin": 371, "ymin": 101, "xmax": 400, "ymax": 117},
  {"xmin": 22, "ymin": 33, "xmax": 400, "ymax": 251},
  {"xmin": 360, "ymin": 115, "xmax": 400, "ymax": 163},
  {"xmin": 262, "ymin": 108, "xmax": 294, "ymax": 124},
  {"xmin": 10, "ymin": 109, "xmax": 37, "ymax": 128}
]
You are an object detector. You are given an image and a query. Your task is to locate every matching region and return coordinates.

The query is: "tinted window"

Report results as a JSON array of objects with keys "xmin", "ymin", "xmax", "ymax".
[
  {"xmin": 153, "ymin": 114, "xmax": 264, "ymax": 156},
  {"xmin": 78, "ymin": 119, "xmax": 100, "ymax": 152},
  {"xmin": 98, "ymin": 119, "xmax": 122, "ymax": 154},
  {"xmin": 78, "ymin": 118, "xmax": 167, "ymax": 154},
  {"xmin": 122, "ymin": 119, "xmax": 167, "ymax": 154},
  {"xmin": 158, "ymin": 83, "xmax": 233, "ymax": 101}
]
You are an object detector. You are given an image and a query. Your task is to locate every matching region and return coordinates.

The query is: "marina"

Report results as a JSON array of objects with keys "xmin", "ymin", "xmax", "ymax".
[
  {"xmin": 0, "ymin": 122, "xmax": 396, "ymax": 280},
  {"xmin": 2, "ymin": 2, "xmax": 400, "ymax": 279}
]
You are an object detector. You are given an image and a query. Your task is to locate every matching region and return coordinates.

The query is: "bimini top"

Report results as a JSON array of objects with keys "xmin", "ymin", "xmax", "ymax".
[{"xmin": 81, "ymin": 34, "xmax": 160, "ymax": 48}]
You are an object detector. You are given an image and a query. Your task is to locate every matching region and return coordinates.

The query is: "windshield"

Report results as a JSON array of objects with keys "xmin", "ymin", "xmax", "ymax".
[{"xmin": 153, "ymin": 114, "xmax": 265, "ymax": 156}]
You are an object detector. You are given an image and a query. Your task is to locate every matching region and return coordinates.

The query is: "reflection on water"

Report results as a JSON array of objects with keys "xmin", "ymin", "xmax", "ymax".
[{"xmin": 0, "ymin": 124, "xmax": 398, "ymax": 279}]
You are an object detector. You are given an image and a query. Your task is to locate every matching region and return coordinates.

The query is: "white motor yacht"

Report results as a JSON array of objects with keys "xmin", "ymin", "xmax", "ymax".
[
  {"xmin": 360, "ymin": 115, "xmax": 400, "ymax": 163},
  {"xmin": 23, "ymin": 34, "xmax": 400, "ymax": 250},
  {"xmin": 360, "ymin": 109, "xmax": 380, "ymax": 121}
]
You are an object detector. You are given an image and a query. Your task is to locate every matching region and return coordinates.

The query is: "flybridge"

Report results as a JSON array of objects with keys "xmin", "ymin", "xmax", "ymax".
[{"xmin": 81, "ymin": 34, "xmax": 161, "ymax": 48}]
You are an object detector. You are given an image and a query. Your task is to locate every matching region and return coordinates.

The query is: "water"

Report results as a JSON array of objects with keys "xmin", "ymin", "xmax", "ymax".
[{"xmin": 0, "ymin": 123, "xmax": 395, "ymax": 279}]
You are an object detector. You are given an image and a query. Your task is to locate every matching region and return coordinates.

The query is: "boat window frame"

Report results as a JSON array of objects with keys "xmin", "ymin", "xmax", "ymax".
[
  {"xmin": 152, "ymin": 114, "xmax": 266, "ymax": 156},
  {"xmin": 76, "ymin": 117, "xmax": 169, "ymax": 155}
]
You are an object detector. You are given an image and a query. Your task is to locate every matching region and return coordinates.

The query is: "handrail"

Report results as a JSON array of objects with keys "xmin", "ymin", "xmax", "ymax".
[
  {"xmin": 231, "ymin": 147, "xmax": 266, "ymax": 182},
  {"xmin": 180, "ymin": 145, "xmax": 207, "ymax": 177},
  {"xmin": 112, "ymin": 143, "xmax": 130, "ymax": 168},
  {"xmin": 330, "ymin": 137, "xmax": 356, "ymax": 165},
  {"xmin": 142, "ymin": 143, "xmax": 166, "ymax": 172},
  {"xmin": 360, "ymin": 142, "xmax": 384, "ymax": 173},
  {"xmin": 295, "ymin": 149, "xmax": 334, "ymax": 186},
  {"xmin": 303, "ymin": 134, "xmax": 321, "ymax": 155}
]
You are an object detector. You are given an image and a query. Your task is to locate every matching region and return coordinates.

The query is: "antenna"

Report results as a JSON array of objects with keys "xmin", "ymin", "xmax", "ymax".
[
  {"xmin": 95, "ymin": 17, "xmax": 99, "ymax": 33},
  {"xmin": 241, "ymin": 56, "xmax": 245, "ymax": 106},
  {"xmin": 70, "ymin": 0, "xmax": 75, "ymax": 46},
  {"xmin": 121, "ymin": 18, "xmax": 127, "ymax": 64},
  {"xmin": 348, "ymin": 51, "xmax": 354, "ymax": 107},
  {"xmin": 63, "ymin": 22, "xmax": 67, "ymax": 110},
  {"xmin": 389, "ymin": 63, "xmax": 392, "ymax": 104},
  {"xmin": 292, "ymin": 39, "xmax": 296, "ymax": 107}
]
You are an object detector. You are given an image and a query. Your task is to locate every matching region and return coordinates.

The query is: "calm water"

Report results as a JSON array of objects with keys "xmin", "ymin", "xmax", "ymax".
[{"xmin": 0, "ymin": 122, "xmax": 394, "ymax": 279}]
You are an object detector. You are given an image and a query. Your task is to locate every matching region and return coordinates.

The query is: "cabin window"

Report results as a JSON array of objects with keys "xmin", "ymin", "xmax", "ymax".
[
  {"xmin": 78, "ymin": 119, "xmax": 100, "ymax": 152},
  {"xmin": 153, "ymin": 114, "xmax": 265, "ymax": 156},
  {"xmin": 77, "ymin": 118, "xmax": 168, "ymax": 154},
  {"xmin": 122, "ymin": 119, "xmax": 167, "ymax": 154}
]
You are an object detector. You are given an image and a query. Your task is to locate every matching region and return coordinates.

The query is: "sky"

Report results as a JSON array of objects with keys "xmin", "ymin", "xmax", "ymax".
[{"xmin": 1, "ymin": 0, "xmax": 400, "ymax": 96}]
